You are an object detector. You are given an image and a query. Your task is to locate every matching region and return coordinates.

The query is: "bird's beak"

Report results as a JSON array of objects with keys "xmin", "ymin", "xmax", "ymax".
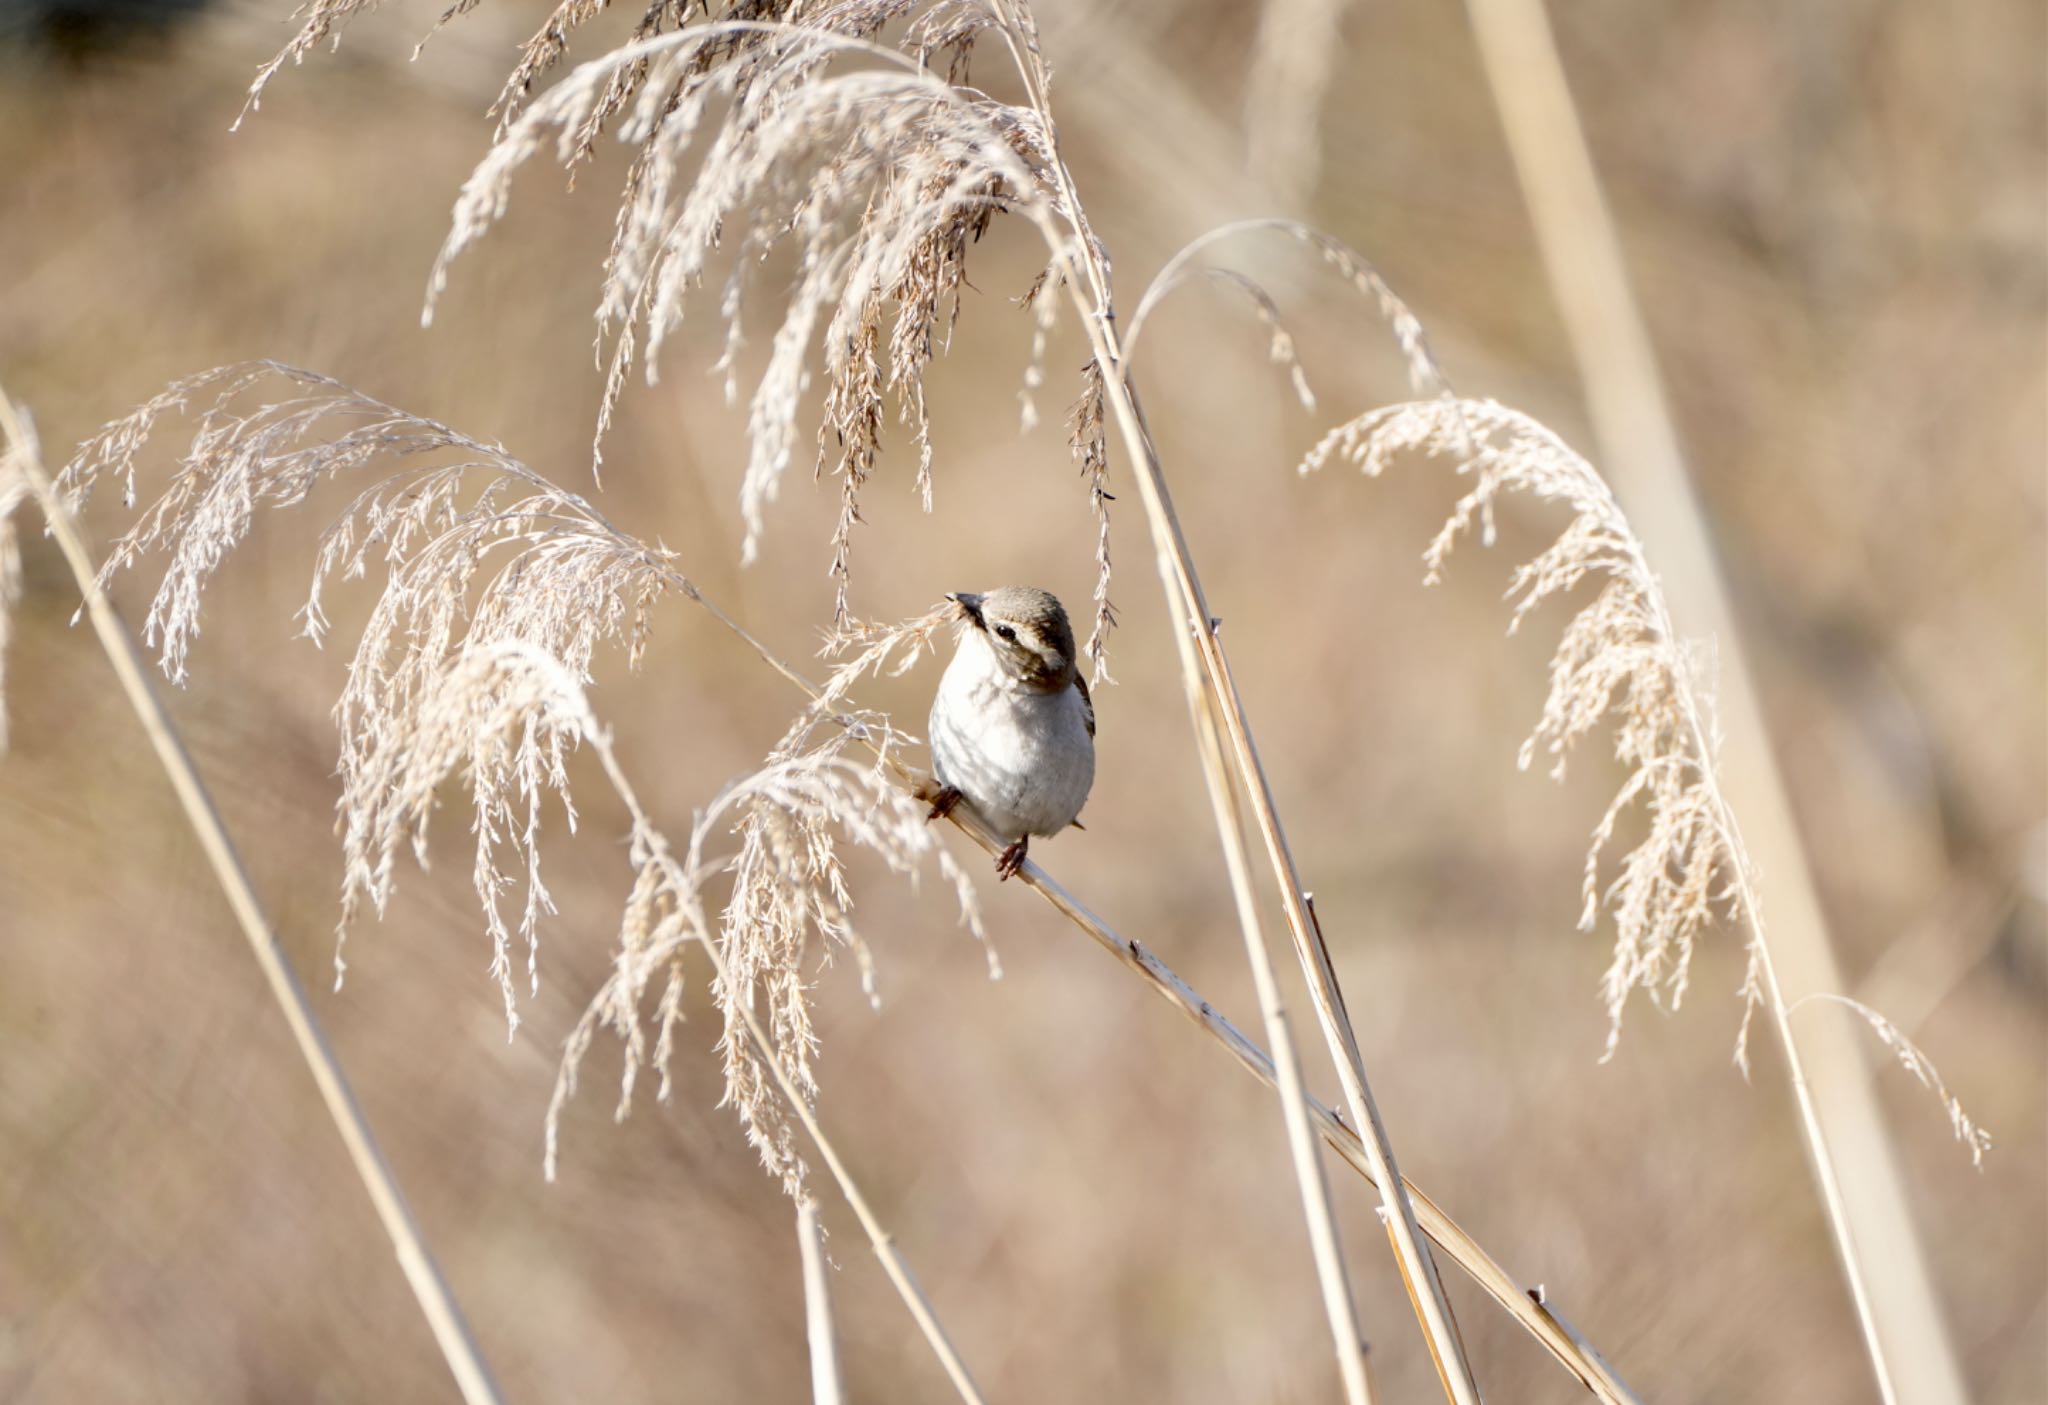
[{"xmin": 946, "ymin": 591, "xmax": 986, "ymax": 627}]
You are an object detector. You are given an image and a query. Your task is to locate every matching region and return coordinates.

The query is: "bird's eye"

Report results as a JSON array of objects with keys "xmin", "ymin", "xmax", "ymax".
[{"xmin": 994, "ymin": 624, "xmax": 1017, "ymax": 642}]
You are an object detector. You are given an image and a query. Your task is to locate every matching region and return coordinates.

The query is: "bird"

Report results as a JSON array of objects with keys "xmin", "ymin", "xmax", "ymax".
[{"xmin": 926, "ymin": 586, "xmax": 1095, "ymax": 880}]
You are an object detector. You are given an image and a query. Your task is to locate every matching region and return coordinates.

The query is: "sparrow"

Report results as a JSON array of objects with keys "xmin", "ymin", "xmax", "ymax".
[{"xmin": 926, "ymin": 587, "xmax": 1095, "ymax": 879}]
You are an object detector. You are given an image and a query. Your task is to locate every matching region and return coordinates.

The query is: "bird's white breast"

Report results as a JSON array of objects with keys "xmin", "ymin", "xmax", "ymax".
[{"xmin": 929, "ymin": 636, "xmax": 1095, "ymax": 842}]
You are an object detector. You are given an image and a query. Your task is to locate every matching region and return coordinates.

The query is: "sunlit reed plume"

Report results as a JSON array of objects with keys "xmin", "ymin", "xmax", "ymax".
[{"xmin": 56, "ymin": 363, "xmax": 984, "ymax": 1195}]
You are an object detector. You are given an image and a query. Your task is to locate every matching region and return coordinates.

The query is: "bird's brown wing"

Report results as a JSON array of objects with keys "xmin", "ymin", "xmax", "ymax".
[{"xmin": 1075, "ymin": 673, "xmax": 1095, "ymax": 738}]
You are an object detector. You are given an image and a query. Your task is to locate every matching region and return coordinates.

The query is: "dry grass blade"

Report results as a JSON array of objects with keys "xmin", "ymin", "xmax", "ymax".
[
  {"xmin": 1153, "ymin": 559, "xmax": 1376, "ymax": 1403},
  {"xmin": 0, "ymin": 385, "xmax": 507, "ymax": 1405},
  {"xmin": 797, "ymin": 1198, "xmax": 845, "ymax": 1405}
]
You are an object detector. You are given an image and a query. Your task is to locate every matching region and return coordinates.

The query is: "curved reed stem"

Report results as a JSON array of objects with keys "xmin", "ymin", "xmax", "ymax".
[
  {"xmin": 967, "ymin": 9, "xmax": 1483, "ymax": 1396},
  {"xmin": 0, "ymin": 388, "xmax": 508, "ymax": 1405},
  {"xmin": 1037, "ymin": 213, "xmax": 1485, "ymax": 1405}
]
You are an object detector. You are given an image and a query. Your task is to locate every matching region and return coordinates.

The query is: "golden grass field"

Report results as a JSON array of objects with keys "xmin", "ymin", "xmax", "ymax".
[{"xmin": 1, "ymin": 1, "xmax": 2041, "ymax": 1400}]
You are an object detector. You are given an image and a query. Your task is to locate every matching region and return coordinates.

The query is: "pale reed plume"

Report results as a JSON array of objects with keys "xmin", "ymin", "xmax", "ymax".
[
  {"xmin": 55, "ymin": 363, "xmax": 992, "ymax": 1204},
  {"xmin": 1301, "ymin": 395, "xmax": 1991, "ymax": 1164},
  {"xmin": 421, "ymin": 14, "xmax": 1080, "ymax": 631}
]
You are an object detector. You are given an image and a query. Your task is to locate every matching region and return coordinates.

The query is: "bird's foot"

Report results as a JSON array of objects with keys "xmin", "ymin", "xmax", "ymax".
[
  {"xmin": 926, "ymin": 785, "xmax": 964, "ymax": 823},
  {"xmin": 995, "ymin": 838, "xmax": 1029, "ymax": 881}
]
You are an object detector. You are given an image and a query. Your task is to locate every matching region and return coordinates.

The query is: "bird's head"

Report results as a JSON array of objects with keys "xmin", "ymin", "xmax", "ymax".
[{"xmin": 946, "ymin": 587, "xmax": 1077, "ymax": 692}]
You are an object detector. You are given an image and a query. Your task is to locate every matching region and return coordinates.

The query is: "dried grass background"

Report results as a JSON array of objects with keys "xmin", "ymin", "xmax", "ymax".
[{"xmin": 0, "ymin": 0, "xmax": 2042, "ymax": 1400}]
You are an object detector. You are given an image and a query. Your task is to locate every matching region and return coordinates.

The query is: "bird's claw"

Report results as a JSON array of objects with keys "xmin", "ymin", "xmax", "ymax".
[
  {"xmin": 995, "ymin": 838, "xmax": 1028, "ymax": 881},
  {"xmin": 926, "ymin": 785, "xmax": 963, "ymax": 823}
]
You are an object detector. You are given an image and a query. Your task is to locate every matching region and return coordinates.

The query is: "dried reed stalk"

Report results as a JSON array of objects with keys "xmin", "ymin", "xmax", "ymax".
[
  {"xmin": 0, "ymin": 389, "xmax": 507, "ymax": 1405},
  {"xmin": 1157, "ymin": 553, "xmax": 1376, "ymax": 1402},
  {"xmin": 1457, "ymin": 1, "xmax": 1969, "ymax": 1399},
  {"xmin": 797, "ymin": 1198, "xmax": 845, "ymax": 1405},
  {"xmin": 1023, "ymin": 212, "xmax": 1485, "ymax": 1404}
]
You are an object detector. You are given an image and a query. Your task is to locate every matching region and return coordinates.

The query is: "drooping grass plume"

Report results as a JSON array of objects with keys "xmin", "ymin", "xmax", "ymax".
[
  {"xmin": 62, "ymin": 362, "xmax": 677, "ymax": 1018},
  {"xmin": 56, "ymin": 364, "xmax": 985, "ymax": 1188},
  {"xmin": 1301, "ymin": 394, "xmax": 1992, "ymax": 1173},
  {"xmin": 421, "ymin": 13, "xmax": 1072, "ymax": 627},
  {"xmin": 1304, "ymin": 397, "xmax": 1740, "ymax": 1055}
]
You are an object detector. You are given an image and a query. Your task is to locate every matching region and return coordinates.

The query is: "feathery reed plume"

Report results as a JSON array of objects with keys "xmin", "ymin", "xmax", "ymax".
[
  {"xmin": 1128, "ymin": 221, "xmax": 1446, "ymax": 398},
  {"xmin": 1304, "ymin": 397, "xmax": 1737, "ymax": 1055},
  {"xmin": 1067, "ymin": 358, "xmax": 1117, "ymax": 682},
  {"xmin": 62, "ymin": 362, "xmax": 672, "ymax": 1018},
  {"xmin": 422, "ymin": 15, "xmax": 1076, "ymax": 627},
  {"xmin": 57, "ymin": 363, "xmax": 989, "ymax": 1204},
  {"xmin": 240, "ymin": 0, "xmax": 383, "ymax": 120},
  {"xmin": 551, "ymin": 707, "xmax": 983, "ymax": 1195},
  {"xmin": 1301, "ymin": 396, "xmax": 1991, "ymax": 1167}
]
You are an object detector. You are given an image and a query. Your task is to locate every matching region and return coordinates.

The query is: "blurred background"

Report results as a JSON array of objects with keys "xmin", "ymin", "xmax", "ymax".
[{"xmin": 0, "ymin": 0, "xmax": 2041, "ymax": 1400}]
